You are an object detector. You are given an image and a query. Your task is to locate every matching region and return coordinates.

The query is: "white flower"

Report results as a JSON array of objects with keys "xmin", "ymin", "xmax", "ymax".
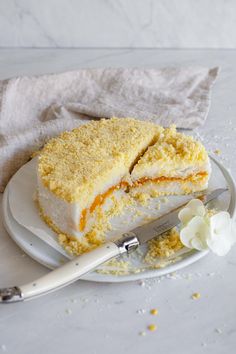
[
  {"xmin": 178, "ymin": 199, "xmax": 236, "ymax": 256},
  {"xmin": 207, "ymin": 212, "xmax": 236, "ymax": 256}
]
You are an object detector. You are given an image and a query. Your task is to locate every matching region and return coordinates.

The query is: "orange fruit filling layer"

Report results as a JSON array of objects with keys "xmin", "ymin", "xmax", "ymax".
[
  {"xmin": 79, "ymin": 172, "xmax": 208, "ymax": 231},
  {"xmin": 79, "ymin": 181, "xmax": 129, "ymax": 231},
  {"xmin": 79, "ymin": 208, "xmax": 87, "ymax": 232},
  {"xmin": 133, "ymin": 171, "xmax": 208, "ymax": 187}
]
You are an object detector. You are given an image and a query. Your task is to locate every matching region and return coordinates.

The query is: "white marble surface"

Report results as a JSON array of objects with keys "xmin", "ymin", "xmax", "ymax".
[
  {"xmin": 0, "ymin": 49, "xmax": 236, "ymax": 354},
  {"xmin": 0, "ymin": 0, "xmax": 236, "ymax": 48}
]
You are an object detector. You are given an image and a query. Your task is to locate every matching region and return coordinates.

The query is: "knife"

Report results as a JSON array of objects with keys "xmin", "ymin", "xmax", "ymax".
[{"xmin": 0, "ymin": 188, "xmax": 227, "ymax": 303}]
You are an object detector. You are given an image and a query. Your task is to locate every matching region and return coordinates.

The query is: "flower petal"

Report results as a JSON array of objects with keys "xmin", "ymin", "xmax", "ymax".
[
  {"xmin": 207, "ymin": 212, "xmax": 236, "ymax": 255},
  {"xmin": 178, "ymin": 199, "xmax": 206, "ymax": 225},
  {"xmin": 228, "ymin": 221, "xmax": 236, "ymax": 245},
  {"xmin": 178, "ymin": 207, "xmax": 193, "ymax": 225},
  {"xmin": 179, "ymin": 227, "xmax": 194, "ymax": 248},
  {"xmin": 191, "ymin": 237, "xmax": 207, "ymax": 251},
  {"xmin": 187, "ymin": 199, "xmax": 206, "ymax": 217},
  {"xmin": 210, "ymin": 212, "xmax": 231, "ymax": 235},
  {"xmin": 180, "ymin": 216, "xmax": 209, "ymax": 251},
  {"xmin": 207, "ymin": 237, "xmax": 232, "ymax": 256}
]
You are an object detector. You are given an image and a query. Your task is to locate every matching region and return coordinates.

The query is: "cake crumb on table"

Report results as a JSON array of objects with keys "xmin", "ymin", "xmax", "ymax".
[
  {"xmin": 150, "ymin": 308, "xmax": 158, "ymax": 316},
  {"xmin": 215, "ymin": 328, "xmax": 223, "ymax": 334},
  {"xmin": 139, "ymin": 280, "xmax": 146, "ymax": 287},
  {"xmin": 65, "ymin": 308, "xmax": 72, "ymax": 315},
  {"xmin": 139, "ymin": 331, "xmax": 146, "ymax": 336},
  {"xmin": 148, "ymin": 324, "xmax": 157, "ymax": 332},
  {"xmin": 70, "ymin": 298, "xmax": 77, "ymax": 304},
  {"xmin": 191, "ymin": 292, "xmax": 201, "ymax": 300},
  {"xmin": 214, "ymin": 149, "xmax": 221, "ymax": 155},
  {"xmin": 136, "ymin": 309, "xmax": 146, "ymax": 315}
]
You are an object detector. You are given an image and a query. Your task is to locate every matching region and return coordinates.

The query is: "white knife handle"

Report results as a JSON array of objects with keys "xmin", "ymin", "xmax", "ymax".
[{"xmin": 0, "ymin": 241, "xmax": 120, "ymax": 303}]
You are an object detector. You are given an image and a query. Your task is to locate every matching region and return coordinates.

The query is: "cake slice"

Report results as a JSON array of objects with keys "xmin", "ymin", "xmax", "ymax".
[
  {"xmin": 130, "ymin": 125, "xmax": 211, "ymax": 197},
  {"xmin": 37, "ymin": 118, "xmax": 163, "ymax": 239}
]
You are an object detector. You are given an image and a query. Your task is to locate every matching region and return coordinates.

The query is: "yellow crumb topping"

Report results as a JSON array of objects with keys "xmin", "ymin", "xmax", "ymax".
[
  {"xmin": 132, "ymin": 125, "xmax": 209, "ymax": 178},
  {"xmin": 38, "ymin": 117, "xmax": 163, "ymax": 203}
]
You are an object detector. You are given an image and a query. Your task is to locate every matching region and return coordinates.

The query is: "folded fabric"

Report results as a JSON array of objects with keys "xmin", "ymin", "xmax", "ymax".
[{"xmin": 0, "ymin": 66, "xmax": 219, "ymax": 192}]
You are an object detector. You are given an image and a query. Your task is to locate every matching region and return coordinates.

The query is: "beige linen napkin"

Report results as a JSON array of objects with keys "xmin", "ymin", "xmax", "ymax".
[{"xmin": 0, "ymin": 66, "xmax": 218, "ymax": 192}]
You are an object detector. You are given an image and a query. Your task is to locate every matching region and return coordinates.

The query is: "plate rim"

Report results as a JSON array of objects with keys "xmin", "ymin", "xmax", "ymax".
[{"xmin": 2, "ymin": 155, "xmax": 236, "ymax": 283}]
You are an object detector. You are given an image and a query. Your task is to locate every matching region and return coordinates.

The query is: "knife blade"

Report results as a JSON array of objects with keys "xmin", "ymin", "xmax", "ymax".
[{"xmin": 0, "ymin": 188, "xmax": 227, "ymax": 303}]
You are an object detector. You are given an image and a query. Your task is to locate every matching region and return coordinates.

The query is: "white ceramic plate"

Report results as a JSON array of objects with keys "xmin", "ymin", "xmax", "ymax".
[{"xmin": 2, "ymin": 156, "xmax": 236, "ymax": 282}]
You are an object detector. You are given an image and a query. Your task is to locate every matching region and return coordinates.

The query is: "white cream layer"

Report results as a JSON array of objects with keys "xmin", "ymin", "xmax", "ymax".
[{"xmin": 131, "ymin": 157, "xmax": 211, "ymax": 181}]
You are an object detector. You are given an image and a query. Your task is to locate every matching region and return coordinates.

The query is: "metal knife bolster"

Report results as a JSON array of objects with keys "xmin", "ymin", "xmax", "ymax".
[
  {"xmin": 114, "ymin": 232, "xmax": 140, "ymax": 254},
  {"xmin": 0, "ymin": 286, "xmax": 23, "ymax": 303}
]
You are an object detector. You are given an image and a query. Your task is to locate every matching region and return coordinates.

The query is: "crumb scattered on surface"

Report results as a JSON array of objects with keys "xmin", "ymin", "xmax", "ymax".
[
  {"xmin": 95, "ymin": 258, "xmax": 131, "ymax": 276},
  {"xmin": 133, "ymin": 192, "xmax": 151, "ymax": 206},
  {"xmin": 191, "ymin": 292, "xmax": 201, "ymax": 300},
  {"xmin": 150, "ymin": 308, "xmax": 158, "ymax": 316},
  {"xmin": 139, "ymin": 281, "xmax": 146, "ymax": 287},
  {"xmin": 65, "ymin": 308, "xmax": 72, "ymax": 315},
  {"xmin": 70, "ymin": 299, "xmax": 77, "ymax": 304},
  {"xmin": 206, "ymin": 207, "xmax": 218, "ymax": 218},
  {"xmin": 214, "ymin": 149, "xmax": 221, "ymax": 155},
  {"xmin": 207, "ymin": 272, "xmax": 215, "ymax": 277},
  {"xmin": 215, "ymin": 328, "xmax": 223, "ymax": 334},
  {"xmin": 139, "ymin": 331, "xmax": 146, "ymax": 336},
  {"xmin": 136, "ymin": 309, "xmax": 146, "ymax": 315},
  {"xmin": 145, "ymin": 228, "xmax": 183, "ymax": 262},
  {"xmin": 148, "ymin": 324, "xmax": 157, "ymax": 332}
]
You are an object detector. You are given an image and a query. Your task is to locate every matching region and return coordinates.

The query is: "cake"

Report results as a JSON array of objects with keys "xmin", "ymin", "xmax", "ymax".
[{"xmin": 37, "ymin": 117, "xmax": 211, "ymax": 248}]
